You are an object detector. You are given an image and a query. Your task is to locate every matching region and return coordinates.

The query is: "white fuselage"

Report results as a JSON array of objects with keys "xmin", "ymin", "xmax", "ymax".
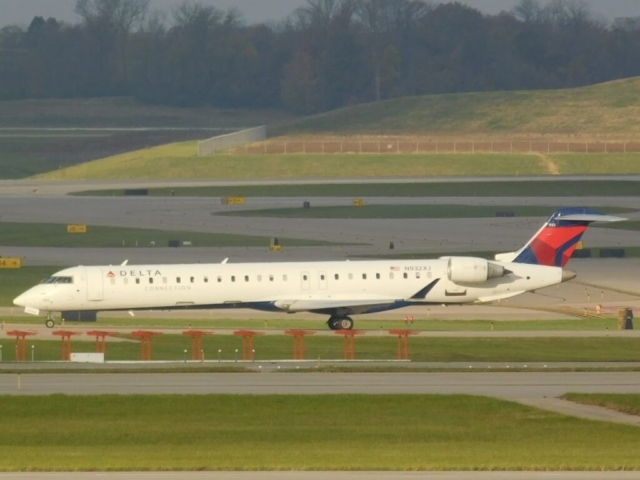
[{"xmin": 14, "ymin": 258, "xmax": 563, "ymax": 317}]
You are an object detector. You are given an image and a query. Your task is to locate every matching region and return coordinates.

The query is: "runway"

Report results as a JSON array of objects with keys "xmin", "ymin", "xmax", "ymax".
[{"xmin": 2, "ymin": 371, "xmax": 639, "ymax": 398}]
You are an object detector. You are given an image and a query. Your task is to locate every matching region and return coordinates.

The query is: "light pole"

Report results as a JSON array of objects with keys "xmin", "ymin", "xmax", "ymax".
[
  {"xmin": 218, "ymin": 349, "xmax": 221, "ymax": 362},
  {"xmin": 183, "ymin": 349, "xmax": 187, "ymax": 363},
  {"xmin": 0, "ymin": 344, "xmax": 3, "ymax": 362},
  {"xmin": 31, "ymin": 345, "xmax": 35, "ymax": 362}
]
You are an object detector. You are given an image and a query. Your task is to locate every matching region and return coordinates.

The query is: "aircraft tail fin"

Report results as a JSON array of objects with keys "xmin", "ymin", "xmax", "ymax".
[{"xmin": 495, "ymin": 208, "xmax": 625, "ymax": 267}]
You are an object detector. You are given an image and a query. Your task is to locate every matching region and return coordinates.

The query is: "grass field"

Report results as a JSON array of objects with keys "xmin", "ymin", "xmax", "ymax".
[
  {"xmin": 0, "ymin": 336, "xmax": 638, "ymax": 362},
  {"xmin": 73, "ymin": 180, "xmax": 640, "ymax": 197},
  {"xmin": 277, "ymin": 77, "xmax": 640, "ymax": 135},
  {"xmin": 36, "ymin": 150, "xmax": 555, "ymax": 180},
  {"xmin": 216, "ymin": 204, "xmax": 633, "ymax": 219},
  {"xmin": 0, "ymin": 223, "xmax": 332, "ymax": 248},
  {"xmin": 0, "ymin": 394, "xmax": 639, "ymax": 471},
  {"xmin": 0, "ymin": 97, "xmax": 293, "ymax": 128},
  {"xmin": 0, "ymin": 96, "xmax": 294, "ymax": 179},
  {"xmin": 553, "ymin": 153, "xmax": 640, "ymax": 174},
  {"xmin": 562, "ymin": 394, "xmax": 640, "ymax": 416},
  {"xmin": 0, "ymin": 131, "xmax": 223, "ymax": 179}
]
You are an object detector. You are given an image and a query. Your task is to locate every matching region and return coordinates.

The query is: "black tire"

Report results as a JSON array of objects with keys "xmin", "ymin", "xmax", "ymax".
[
  {"xmin": 327, "ymin": 318, "xmax": 340, "ymax": 330},
  {"xmin": 45, "ymin": 319, "xmax": 55, "ymax": 329}
]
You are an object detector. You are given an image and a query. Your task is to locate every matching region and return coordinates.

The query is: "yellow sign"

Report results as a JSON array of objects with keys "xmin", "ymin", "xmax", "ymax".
[
  {"xmin": 353, "ymin": 198, "xmax": 364, "ymax": 207},
  {"xmin": 576, "ymin": 241, "xmax": 584, "ymax": 250},
  {"xmin": 0, "ymin": 258, "xmax": 21, "ymax": 269},
  {"xmin": 222, "ymin": 197, "xmax": 245, "ymax": 205},
  {"xmin": 67, "ymin": 224, "xmax": 87, "ymax": 233},
  {"xmin": 270, "ymin": 245, "xmax": 282, "ymax": 252}
]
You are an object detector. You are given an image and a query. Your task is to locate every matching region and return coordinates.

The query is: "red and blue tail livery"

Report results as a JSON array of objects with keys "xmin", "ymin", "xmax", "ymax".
[{"xmin": 495, "ymin": 208, "xmax": 625, "ymax": 267}]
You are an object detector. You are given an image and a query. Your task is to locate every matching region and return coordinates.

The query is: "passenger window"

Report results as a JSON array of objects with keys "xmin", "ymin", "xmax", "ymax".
[
  {"xmin": 403, "ymin": 273, "xmax": 408, "ymax": 279},
  {"xmin": 334, "ymin": 274, "xmax": 339, "ymax": 280},
  {"xmin": 269, "ymin": 275, "xmax": 274, "ymax": 282},
  {"xmin": 136, "ymin": 278, "xmax": 140, "ymax": 284},
  {"xmin": 149, "ymin": 278, "xmax": 153, "ymax": 284},
  {"xmin": 376, "ymin": 273, "xmax": 380, "ymax": 280},
  {"xmin": 283, "ymin": 275, "xmax": 288, "ymax": 281},
  {"xmin": 390, "ymin": 273, "xmax": 394, "ymax": 280},
  {"xmin": 321, "ymin": 274, "xmax": 325, "ymax": 280},
  {"xmin": 232, "ymin": 276, "xmax": 236, "ymax": 282},
  {"xmin": 362, "ymin": 274, "xmax": 367, "ymax": 280},
  {"xmin": 177, "ymin": 277, "xmax": 181, "ymax": 284},
  {"xmin": 416, "ymin": 272, "xmax": 421, "ymax": 279},
  {"xmin": 204, "ymin": 276, "xmax": 209, "ymax": 283},
  {"xmin": 245, "ymin": 275, "xmax": 249, "ymax": 282},
  {"xmin": 348, "ymin": 273, "xmax": 353, "ymax": 280},
  {"xmin": 190, "ymin": 277, "xmax": 195, "ymax": 283},
  {"xmin": 258, "ymin": 275, "xmax": 262, "ymax": 282},
  {"xmin": 217, "ymin": 276, "xmax": 222, "ymax": 283}
]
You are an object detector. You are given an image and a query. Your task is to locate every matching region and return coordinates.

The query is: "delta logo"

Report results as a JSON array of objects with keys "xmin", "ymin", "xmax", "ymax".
[{"xmin": 106, "ymin": 271, "xmax": 115, "ymax": 278}]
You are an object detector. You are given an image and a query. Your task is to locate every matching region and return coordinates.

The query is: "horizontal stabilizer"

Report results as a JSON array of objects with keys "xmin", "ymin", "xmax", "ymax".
[{"xmin": 555, "ymin": 214, "xmax": 626, "ymax": 223}]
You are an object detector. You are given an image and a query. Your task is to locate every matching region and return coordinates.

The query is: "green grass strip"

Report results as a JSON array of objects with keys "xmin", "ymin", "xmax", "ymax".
[
  {"xmin": 36, "ymin": 150, "xmax": 549, "ymax": 180},
  {"xmin": 1, "ymin": 337, "xmax": 639, "ymax": 363},
  {"xmin": 562, "ymin": 394, "xmax": 640, "ymax": 416},
  {"xmin": 0, "ymin": 394, "xmax": 640, "ymax": 471},
  {"xmin": 73, "ymin": 180, "xmax": 640, "ymax": 197},
  {"xmin": 0, "ymin": 315, "xmax": 621, "ymax": 332},
  {"xmin": 0, "ymin": 222, "xmax": 333, "ymax": 248}
]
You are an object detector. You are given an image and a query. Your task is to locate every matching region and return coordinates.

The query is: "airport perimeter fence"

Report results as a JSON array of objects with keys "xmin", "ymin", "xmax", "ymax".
[
  {"xmin": 198, "ymin": 126, "xmax": 267, "ymax": 156},
  {"xmin": 220, "ymin": 139, "xmax": 640, "ymax": 155}
]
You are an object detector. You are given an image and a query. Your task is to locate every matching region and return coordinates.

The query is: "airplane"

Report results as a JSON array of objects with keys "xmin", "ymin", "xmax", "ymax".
[{"xmin": 13, "ymin": 208, "xmax": 624, "ymax": 330}]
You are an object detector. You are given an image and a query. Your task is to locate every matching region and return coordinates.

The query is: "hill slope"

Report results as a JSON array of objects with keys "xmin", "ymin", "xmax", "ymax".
[{"xmin": 277, "ymin": 78, "xmax": 640, "ymax": 136}]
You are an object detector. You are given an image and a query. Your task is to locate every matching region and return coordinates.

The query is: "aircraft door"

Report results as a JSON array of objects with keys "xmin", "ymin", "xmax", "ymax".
[
  {"xmin": 318, "ymin": 271, "xmax": 327, "ymax": 290},
  {"xmin": 301, "ymin": 272, "xmax": 310, "ymax": 291},
  {"xmin": 85, "ymin": 267, "xmax": 104, "ymax": 301}
]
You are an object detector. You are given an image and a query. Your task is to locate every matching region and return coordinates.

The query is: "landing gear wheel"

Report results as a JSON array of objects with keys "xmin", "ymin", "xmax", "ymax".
[
  {"xmin": 45, "ymin": 318, "xmax": 55, "ymax": 329},
  {"xmin": 327, "ymin": 317, "xmax": 354, "ymax": 330},
  {"xmin": 339, "ymin": 317, "xmax": 354, "ymax": 330}
]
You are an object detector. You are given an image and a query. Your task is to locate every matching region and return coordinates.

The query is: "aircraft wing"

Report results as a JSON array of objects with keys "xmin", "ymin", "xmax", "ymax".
[
  {"xmin": 272, "ymin": 280, "xmax": 441, "ymax": 314},
  {"xmin": 274, "ymin": 298, "xmax": 400, "ymax": 313}
]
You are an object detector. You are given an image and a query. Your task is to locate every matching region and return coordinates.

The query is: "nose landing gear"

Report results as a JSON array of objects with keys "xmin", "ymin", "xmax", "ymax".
[{"xmin": 327, "ymin": 316, "xmax": 354, "ymax": 331}]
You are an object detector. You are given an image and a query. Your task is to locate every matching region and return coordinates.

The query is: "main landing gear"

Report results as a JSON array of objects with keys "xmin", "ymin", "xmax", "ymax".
[
  {"xmin": 45, "ymin": 313, "xmax": 55, "ymax": 329},
  {"xmin": 327, "ymin": 316, "xmax": 354, "ymax": 331}
]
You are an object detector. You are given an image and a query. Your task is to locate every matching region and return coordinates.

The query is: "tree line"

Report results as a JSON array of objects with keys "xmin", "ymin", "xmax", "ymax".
[{"xmin": 1, "ymin": 0, "xmax": 639, "ymax": 114}]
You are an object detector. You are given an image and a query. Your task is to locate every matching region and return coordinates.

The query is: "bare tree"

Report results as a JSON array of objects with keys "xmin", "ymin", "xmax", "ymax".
[
  {"xmin": 75, "ymin": 0, "xmax": 150, "ymax": 32},
  {"xmin": 513, "ymin": 0, "xmax": 542, "ymax": 23}
]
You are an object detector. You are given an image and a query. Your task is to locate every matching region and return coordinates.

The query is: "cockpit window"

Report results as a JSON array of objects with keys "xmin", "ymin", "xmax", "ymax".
[{"xmin": 40, "ymin": 276, "xmax": 74, "ymax": 284}]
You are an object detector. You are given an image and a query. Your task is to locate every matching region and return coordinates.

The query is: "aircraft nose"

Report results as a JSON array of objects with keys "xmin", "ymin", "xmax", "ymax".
[{"xmin": 13, "ymin": 293, "xmax": 27, "ymax": 307}]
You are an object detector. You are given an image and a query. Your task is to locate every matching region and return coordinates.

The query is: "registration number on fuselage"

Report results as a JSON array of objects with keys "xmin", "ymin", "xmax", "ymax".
[{"xmin": 404, "ymin": 265, "xmax": 432, "ymax": 272}]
